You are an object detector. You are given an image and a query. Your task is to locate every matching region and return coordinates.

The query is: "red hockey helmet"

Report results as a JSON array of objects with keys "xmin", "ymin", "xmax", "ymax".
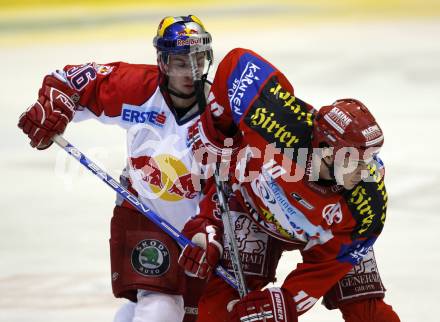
[{"xmin": 312, "ymin": 99, "xmax": 384, "ymax": 160}]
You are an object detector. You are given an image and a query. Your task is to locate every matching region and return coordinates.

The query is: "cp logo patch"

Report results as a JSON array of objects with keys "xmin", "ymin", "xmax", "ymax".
[{"xmin": 131, "ymin": 239, "xmax": 170, "ymax": 277}]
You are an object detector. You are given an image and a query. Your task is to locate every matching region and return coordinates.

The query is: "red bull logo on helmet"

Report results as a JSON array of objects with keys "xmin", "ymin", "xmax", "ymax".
[
  {"xmin": 178, "ymin": 27, "xmax": 199, "ymax": 36},
  {"xmin": 176, "ymin": 38, "xmax": 202, "ymax": 47}
]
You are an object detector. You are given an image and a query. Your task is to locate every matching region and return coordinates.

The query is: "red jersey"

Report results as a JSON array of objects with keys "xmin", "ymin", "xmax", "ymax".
[{"xmin": 191, "ymin": 48, "xmax": 387, "ymax": 314}]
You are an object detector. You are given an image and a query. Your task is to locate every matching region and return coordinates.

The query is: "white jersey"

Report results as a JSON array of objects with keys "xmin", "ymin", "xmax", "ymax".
[
  {"xmin": 122, "ymin": 89, "xmax": 201, "ymax": 231},
  {"xmin": 62, "ymin": 62, "xmax": 203, "ymax": 231}
]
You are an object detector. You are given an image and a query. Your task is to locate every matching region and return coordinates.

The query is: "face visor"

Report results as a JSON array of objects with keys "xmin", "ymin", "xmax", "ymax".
[
  {"xmin": 330, "ymin": 146, "xmax": 382, "ymax": 188},
  {"xmin": 160, "ymin": 49, "xmax": 212, "ymax": 78},
  {"xmin": 332, "ymin": 146, "xmax": 381, "ymax": 168}
]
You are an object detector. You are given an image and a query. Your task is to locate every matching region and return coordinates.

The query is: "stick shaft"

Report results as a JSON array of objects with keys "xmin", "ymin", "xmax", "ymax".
[
  {"xmin": 52, "ymin": 134, "xmax": 239, "ymax": 290},
  {"xmin": 214, "ymin": 167, "xmax": 248, "ymax": 298}
]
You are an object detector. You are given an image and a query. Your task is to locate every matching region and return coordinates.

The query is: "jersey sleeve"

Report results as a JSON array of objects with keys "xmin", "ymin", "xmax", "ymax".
[
  {"xmin": 281, "ymin": 174, "xmax": 388, "ymax": 315},
  {"xmin": 201, "ymin": 48, "xmax": 315, "ymax": 154},
  {"xmin": 51, "ymin": 62, "xmax": 159, "ymax": 127}
]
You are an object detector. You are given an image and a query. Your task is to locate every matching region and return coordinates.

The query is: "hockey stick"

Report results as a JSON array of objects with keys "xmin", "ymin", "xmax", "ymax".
[
  {"xmin": 214, "ymin": 166, "xmax": 249, "ymax": 298},
  {"xmin": 189, "ymin": 49, "xmax": 249, "ymax": 297},
  {"xmin": 52, "ymin": 134, "xmax": 239, "ymax": 291}
]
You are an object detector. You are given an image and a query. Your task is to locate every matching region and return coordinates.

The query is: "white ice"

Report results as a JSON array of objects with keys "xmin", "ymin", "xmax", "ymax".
[{"xmin": 1, "ymin": 16, "xmax": 439, "ymax": 322}]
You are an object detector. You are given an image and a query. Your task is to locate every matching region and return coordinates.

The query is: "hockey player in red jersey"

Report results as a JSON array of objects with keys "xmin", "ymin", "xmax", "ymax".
[
  {"xmin": 18, "ymin": 15, "xmax": 214, "ymax": 322},
  {"xmin": 178, "ymin": 48, "xmax": 400, "ymax": 322}
]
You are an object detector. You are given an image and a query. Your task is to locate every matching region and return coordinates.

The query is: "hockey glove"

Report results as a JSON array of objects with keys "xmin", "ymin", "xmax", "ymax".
[
  {"xmin": 178, "ymin": 217, "xmax": 223, "ymax": 279},
  {"xmin": 229, "ymin": 288, "xmax": 298, "ymax": 322},
  {"xmin": 18, "ymin": 75, "xmax": 79, "ymax": 150},
  {"xmin": 187, "ymin": 113, "xmax": 243, "ymax": 165}
]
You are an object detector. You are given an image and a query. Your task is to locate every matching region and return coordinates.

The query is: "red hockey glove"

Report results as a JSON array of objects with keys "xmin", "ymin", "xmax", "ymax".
[
  {"xmin": 229, "ymin": 288, "xmax": 298, "ymax": 322},
  {"xmin": 18, "ymin": 75, "xmax": 79, "ymax": 150},
  {"xmin": 178, "ymin": 217, "xmax": 223, "ymax": 279},
  {"xmin": 188, "ymin": 114, "xmax": 243, "ymax": 169}
]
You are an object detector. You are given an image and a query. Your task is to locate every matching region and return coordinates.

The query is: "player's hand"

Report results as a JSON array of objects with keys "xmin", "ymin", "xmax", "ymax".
[
  {"xmin": 188, "ymin": 115, "xmax": 242, "ymax": 162},
  {"xmin": 178, "ymin": 218, "xmax": 223, "ymax": 279},
  {"xmin": 18, "ymin": 75, "xmax": 79, "ymax": 150},
  {"xmin": 229, "ymin": 288, "xmax": 298, "ymax": 322}
]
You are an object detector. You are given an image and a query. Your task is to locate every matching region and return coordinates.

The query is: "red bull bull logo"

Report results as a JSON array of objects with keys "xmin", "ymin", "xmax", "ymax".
[
  {"xmin": 177, "ymin": 27, "xmax": 198, "ymax": 36},
  {"xmin": 130, "ymin": 154, "xmax": 198, "ymax": 201}
]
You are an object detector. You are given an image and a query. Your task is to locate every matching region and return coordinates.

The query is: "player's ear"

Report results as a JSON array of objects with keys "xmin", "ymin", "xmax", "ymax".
[{"xmin": 163, "ymin": 63, "xmax": 170, "ymax": 74}]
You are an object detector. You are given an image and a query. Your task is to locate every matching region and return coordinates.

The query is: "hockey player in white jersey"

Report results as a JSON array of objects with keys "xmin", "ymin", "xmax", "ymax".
[{"xmin": 18, "ymin": 15, "xmax": 213, "ymax": 322}]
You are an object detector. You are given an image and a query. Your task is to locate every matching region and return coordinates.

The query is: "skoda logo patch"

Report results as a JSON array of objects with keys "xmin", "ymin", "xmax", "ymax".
[{"xmin": 131, "ymin": 239, "xmax": 170, "ymax": 277}]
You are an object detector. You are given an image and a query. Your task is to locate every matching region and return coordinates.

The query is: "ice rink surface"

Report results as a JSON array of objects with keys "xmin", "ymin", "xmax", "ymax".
[{"xmin": 1, "ymin": 4, "xmax": 440, "ymax": 322}]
